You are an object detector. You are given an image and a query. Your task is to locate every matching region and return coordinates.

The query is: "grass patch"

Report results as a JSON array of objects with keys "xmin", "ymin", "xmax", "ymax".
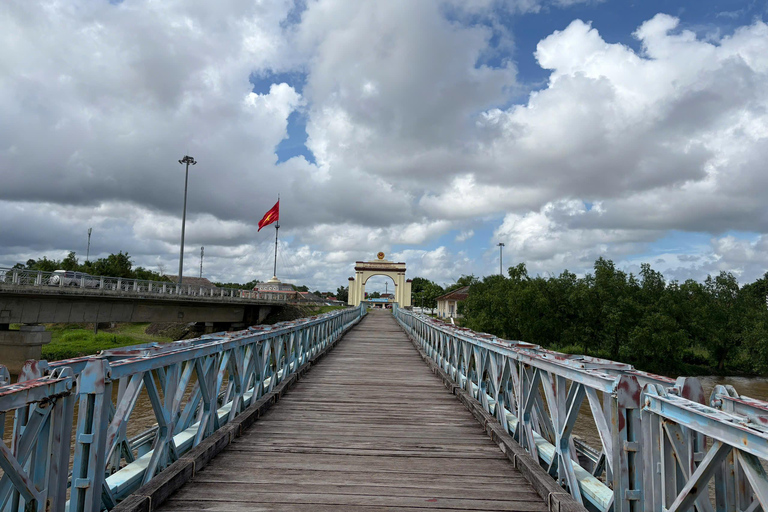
[
  {"xmin": 312, "ymin": 305, "xmax": 347, "ymax": 314},
  {"xmin": 43, "ymin": 323, "xmax": 172, "ymax": 361}
]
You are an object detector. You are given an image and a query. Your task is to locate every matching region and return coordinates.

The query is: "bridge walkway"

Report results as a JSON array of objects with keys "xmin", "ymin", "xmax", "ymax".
[{"xmin": 156, "ymin": 309, "xmax": 548, "ymax": 511}]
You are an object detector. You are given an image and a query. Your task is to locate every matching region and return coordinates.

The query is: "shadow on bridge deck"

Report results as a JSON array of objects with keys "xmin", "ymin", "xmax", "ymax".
[{"xmin": 154, "ymin": 309, "xmax": 550, "ymax": 511}]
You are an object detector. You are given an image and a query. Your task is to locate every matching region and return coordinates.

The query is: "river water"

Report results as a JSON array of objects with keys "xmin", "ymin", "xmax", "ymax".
[{"xmin": 699, "ymin": 375, "xmax": 768, "ymax": 401}]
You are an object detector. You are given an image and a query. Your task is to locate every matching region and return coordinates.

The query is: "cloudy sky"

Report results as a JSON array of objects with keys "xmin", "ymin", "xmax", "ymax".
[{"xmin": 2, "ymin": 0, "xmax": 768, "ymax": 292}]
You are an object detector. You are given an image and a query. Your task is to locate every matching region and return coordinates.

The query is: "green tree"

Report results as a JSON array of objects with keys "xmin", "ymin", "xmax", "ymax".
[
  {"xmin": 593, "ymin": 258, "xmax": 640, "ymax": 359},
  {"xmin": 548, "ymin": 270, "xmax": 580, "ymax": 347},
  {"xmin": 702, "ymin": 271, "xmax": 765, "ymax": 371},
  {"xmin": 463, "ymin": 274, "xmax": 515, "ymax": 338},
  {"xmin": 61, "ymin": 251, "xmax": 79, "ymax": 271},
  {"xmin": 410, "ymin": 277, "xmax": 444, "ymax": 312},
  {"xmin": 25, "ymin": 256, "xmax": 61, "ymax": 272},
  {"xmin": 741, "ymin": 272, "xmax": 768, "ymax": 306},
  {"xmin": 616, "ymin": 263, "xmax": 686, "ymax": 371},
  {"xmin": 448, "ymin": 256, "xmax": 768, "ymax": 375},
  {"xmin": 335, "ymin": 286, "xmax": 349, "ymax": 302},
  {"xmin": 91, "ymin": 252, "xmax": 133, "ymax": 278},
  {"xmin": 625, "ymin": 312, "xmax": 688, "ymax": 372},
  {"xmin": 133, "ymin": 267, "xmax": 169, "ymax": 281},
  {"xmin": 446, "ymin": 274, "xmax": 479, "ymax": 292},
  {"xmin": 214, "ymin": 279, "xmax": 260, "ymax": 289},
  {"xmin": 569, "ymin": 273, "xmax": 600, "ymax": 355}
]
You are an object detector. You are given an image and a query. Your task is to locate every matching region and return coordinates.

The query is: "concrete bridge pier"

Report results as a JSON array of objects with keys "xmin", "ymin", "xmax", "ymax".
[
  {"xmin": 247, "ymin": 305, "xmax": 272, "ymax": 325},
  {"xmin": 198, "ymin": 306, "xmax": 273, "ymax": 334},
  {"xmin": 0, "ymin": 324, "xmax": 51, "ymax": 374},
  {"xmin": 199, "ymin": 322, "xmax": 234, "ymax": 334}
]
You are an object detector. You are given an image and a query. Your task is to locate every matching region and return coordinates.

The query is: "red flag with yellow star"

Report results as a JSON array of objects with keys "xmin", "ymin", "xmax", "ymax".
[{"xmin": 258, "ymin": 200, "xmax": 279, "ymax": 231}]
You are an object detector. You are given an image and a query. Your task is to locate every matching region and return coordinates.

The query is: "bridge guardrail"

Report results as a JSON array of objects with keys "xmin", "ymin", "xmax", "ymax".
[
  {"xmin": 394, "ymin": 306, "xmax": 768, "ymax": 512},
  {"xmin": 0, "ymin": 304, "xmax": 366, "ymax": 512},
  {"xmin": 0, "ymin": 267, "xmax": 289, "ymax": 303}
]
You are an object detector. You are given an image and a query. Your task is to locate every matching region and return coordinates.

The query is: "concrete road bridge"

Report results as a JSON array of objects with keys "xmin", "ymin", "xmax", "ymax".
[
  {"xmin": 0, "ymin": 267, "xmax": 289, "ymax": 371},
  {"xmin": 1, "ymin": 306, "xmax": 767, "ymax": 512}
]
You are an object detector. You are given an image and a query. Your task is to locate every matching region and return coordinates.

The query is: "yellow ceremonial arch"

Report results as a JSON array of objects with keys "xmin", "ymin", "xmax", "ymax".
[{"xmin": 347, "ymin": 253, "xmax": 412, "ymax": 307}]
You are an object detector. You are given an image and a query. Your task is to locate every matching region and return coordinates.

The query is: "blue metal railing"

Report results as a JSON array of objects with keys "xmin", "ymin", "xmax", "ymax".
[
  {"xmin": 0, "ymin": 305, "xmax": 366, "ymax": 512},
  {"xmin": 394, "ymin": 305, "xmax": 768, "ymax": 512}
]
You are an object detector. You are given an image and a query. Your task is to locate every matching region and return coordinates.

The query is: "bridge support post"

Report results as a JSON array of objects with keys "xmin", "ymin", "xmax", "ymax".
[
  {"xmin": 258, "ymin": 306, "xmax": 271, "ymax": 324},
  {"xmin": 611, "ymin": 375, "xmax": 644, "ymax": 511},
  {"xmin": 0, "ymin": 324, "xmax": 52, "ymax": 374},
  {"xmin": 71, "ymin": 359, "xmax": 112, "ymax": 512}
]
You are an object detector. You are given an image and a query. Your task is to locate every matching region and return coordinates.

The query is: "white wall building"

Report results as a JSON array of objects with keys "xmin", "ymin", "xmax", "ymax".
[{"xmin": 435, "ymin": 286, "xmax": 470, "ymax": 319}]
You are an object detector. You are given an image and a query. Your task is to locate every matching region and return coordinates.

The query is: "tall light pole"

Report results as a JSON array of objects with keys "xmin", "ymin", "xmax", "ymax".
[
  {"xmin": 200, "ymin": 246, "xmax": 204, "ymax": 278},
  {"xmin": 497, "ymin": 242, "xmax": 505, "ymax": 276},
  {"xmin": 86, "ymin": 227, "xmax": 92, "ymax": 263},
  {"xmin": 178, "ymin": 155, "xmax": 196, "ymax": 287}
]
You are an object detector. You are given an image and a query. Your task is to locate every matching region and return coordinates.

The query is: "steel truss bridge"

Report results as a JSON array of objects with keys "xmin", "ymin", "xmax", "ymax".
[{"xmin": 0, "ymin": 305, "xmax": 767, "ymax": 512}]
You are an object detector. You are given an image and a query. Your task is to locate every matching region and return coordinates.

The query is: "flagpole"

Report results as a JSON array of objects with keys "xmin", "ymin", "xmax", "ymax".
[
  {"xmin": 273, "ymin": 194, "xmax": 280, "ymax": 278},
  {"xmin": 273, "ymin": 221, "xmax": 279, "ymax": 278}
]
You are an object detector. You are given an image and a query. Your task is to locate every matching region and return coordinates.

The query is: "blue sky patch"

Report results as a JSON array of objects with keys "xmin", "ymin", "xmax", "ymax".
[{"xmin": 276, "ymin": 111, "xmax": 316, "ymax": 165}]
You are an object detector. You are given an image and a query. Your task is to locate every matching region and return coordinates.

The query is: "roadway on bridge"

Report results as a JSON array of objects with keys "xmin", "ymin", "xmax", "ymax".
[{"xmin": 157, "ymin": 309, "xmax": 547, "ymax": 511}]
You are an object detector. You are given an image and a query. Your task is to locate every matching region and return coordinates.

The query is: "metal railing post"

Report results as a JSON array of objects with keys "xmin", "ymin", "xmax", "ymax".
[
  {"xmin": 46, "ymin": 371, "xmax": 76, "ymax": 512},
  {"xmin": 70, "ymin": 359, "xmax": 112, "ymax": 512},
  {"xmin": 611, "ymin": 375, "xmax": 643, "ymax": 511}
]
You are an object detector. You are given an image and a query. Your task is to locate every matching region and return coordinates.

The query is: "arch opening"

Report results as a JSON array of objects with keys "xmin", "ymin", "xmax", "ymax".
[
  {"xmin": 347, "ymin": 253, "xmax": 411, "ymax": 307},
  {"xmin": 363, "ymin": 274, "xmax": 397, "ymax": 309}
]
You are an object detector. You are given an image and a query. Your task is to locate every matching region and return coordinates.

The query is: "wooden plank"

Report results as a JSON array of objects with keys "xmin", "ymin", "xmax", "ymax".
[
  {"xmin": 225, "ymin": 446, "xmax": 507, "ymax": 459},
  {"xmin": 161, "ymin": 503, "xmax": 544, "ymax": 512},
  {"xmin": 194, "ymin": 468, "xmax": 529, "ymax": 487},
  {"xmin": 157, "ymin": 310, "xmax": 549, "ymax": 512},
  {"xmin": 163, "ymin": 492, "xmax": 547, "ymax": 511},
  {"xmin": 237, "ymin": 424, "xmax": 493, "ymax": 435},
  {"xmin": 176, "ymin": 481, "xmax": 541, "ymax": 501},
  {"xmin": 200, "ymin": 452, "xmax": 523, "ymax": 476},
  {"xmin": 232, "ymin": 432, "xmax": 498, "ymax": 444}
]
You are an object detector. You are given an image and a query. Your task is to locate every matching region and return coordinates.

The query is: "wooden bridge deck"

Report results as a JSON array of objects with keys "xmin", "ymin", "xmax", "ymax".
[{"xmin": 157, "ymin": 310, "xmax": 549, "ymax": 511}]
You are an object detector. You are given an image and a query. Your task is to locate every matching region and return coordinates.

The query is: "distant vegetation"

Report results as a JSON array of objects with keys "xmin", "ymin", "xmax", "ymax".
[
  {"xmin": 460, "ymin": 258, "xmax": 768, "ymax": 376},
  {"xmin": 13, "ymin": 251, "xmax": 168, "ymax": 281},
  {"xmin": 213, "ymin": 279, "xmax": 261, "ymax": 289},
  {"xmin": 41, "ymin": 323, "xmax": 172, "ymax": 361},
  {"xmin": 410, "ymin": 275, "xmax": 472, "ymax": 313}
]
